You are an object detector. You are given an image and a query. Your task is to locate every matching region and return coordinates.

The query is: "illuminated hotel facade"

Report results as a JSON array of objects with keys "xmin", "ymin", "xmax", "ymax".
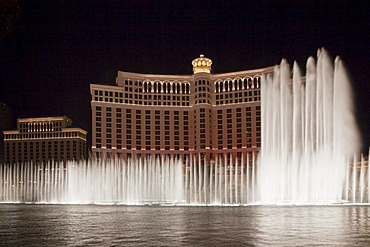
[
  {"xmin": 90, "ymin": 55, "xmax": 274, "ymax": 163},
  {"xmin": 3, "ymin": 116, "xmax": 87, "ymax": 164}
]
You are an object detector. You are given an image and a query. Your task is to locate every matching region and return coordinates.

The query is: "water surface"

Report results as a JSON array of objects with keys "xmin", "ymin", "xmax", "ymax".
[{"xmin": 0, "ymin": 204, "xmax": 369, "ymax": 246}]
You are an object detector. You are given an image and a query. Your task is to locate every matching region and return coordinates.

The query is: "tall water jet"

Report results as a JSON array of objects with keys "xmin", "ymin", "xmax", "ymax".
[{"xmin": 257, "ymin": 49, "xmax": 362, "ymax": 203}]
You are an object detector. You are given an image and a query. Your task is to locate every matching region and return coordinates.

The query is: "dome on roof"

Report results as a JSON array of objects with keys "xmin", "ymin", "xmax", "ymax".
[{"xmin": 192, "ymin": 54, "xmax": 212, "ymax": 74}]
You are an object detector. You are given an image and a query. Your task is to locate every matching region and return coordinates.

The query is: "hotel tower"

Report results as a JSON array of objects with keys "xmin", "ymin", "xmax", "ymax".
[{"xmin": 90, "ymin": 55, "xmax": 273, "ymax": 163}]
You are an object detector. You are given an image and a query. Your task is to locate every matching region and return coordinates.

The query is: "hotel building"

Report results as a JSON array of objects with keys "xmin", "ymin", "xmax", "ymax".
[
  {"xmin": 3, "ymin": 116, "xmax": 87, "ymax": 164},
  {"xmin": 90, "ymin": 55, "xmax": 274, "ymax": 163}
]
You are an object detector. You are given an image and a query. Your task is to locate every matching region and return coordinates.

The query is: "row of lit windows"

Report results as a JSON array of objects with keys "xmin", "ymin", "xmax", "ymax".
[
  {"xmin": 125, "ymin": 84, "xmax": 191, "ymax": 95},
  {"xmin": 95, "ymin": 108, "xmax": 189, "ymax": 119},
  {"xmin": 4, "ymin": 131, "xmax": 86, "ymax": 141},
  {"xmin": 195, "ymin": 80, "xmax": 210, "ymax": 86},
  {"xmin": 93, "ymin": 89, "xmax": 262, "ymax": 107},
  {"xmin": 142, "ymin": 81, "xmax": 191, "ymax": 94},
  {"xmin": 121, "ymin": 79, "xmax": 191, "ymax": 94},
  {"xmin": 18, "ymin": 121, "xmax": 64, "ymax": 133},
  {"xmin": 214, "ymin": 77, "xmax": 261, "ymax": 93},
  {"xmin": 93, "ymin": 93, "xmax": 190, "ymax": 106}
]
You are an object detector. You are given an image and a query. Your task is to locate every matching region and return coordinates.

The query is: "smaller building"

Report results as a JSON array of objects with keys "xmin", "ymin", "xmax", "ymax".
[{"xmin": 3, "ymin": 116, "xmax": 87, "ymax": 164}]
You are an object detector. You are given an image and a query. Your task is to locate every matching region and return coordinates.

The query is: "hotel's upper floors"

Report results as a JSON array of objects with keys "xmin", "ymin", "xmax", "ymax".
[{"xmin": 91, "ymin": 55, "xmax": 274, "ymax": 107}]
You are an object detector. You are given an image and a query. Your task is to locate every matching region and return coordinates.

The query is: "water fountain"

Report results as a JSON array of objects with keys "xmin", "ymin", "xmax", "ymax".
[
  {"xmin": 256, "ymin": 49, "xmax": 363, "ymax": 204},
  {"xmin": 0, "ymin": 49, "xmax": 368, "ymax": 205},
  {"xmin": 0, "ymin": 157, "xmax": 184, "ymax": 204}
]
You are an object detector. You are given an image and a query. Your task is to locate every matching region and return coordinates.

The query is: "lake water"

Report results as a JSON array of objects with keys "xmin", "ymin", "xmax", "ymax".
[{"xmin": 0, "ymin": 204, "xmax": 369, "ymax": 246}]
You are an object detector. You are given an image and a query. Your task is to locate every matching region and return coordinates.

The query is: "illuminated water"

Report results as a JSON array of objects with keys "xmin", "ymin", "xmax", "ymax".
[{"xmin": 0, "ymin": 204, "xmax": 369, "ymax": 246}]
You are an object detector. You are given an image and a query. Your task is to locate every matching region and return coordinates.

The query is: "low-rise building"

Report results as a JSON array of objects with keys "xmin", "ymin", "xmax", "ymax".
[{"xmin": 3, "ymin": 116, "xmax": 87, "ymax": 164}]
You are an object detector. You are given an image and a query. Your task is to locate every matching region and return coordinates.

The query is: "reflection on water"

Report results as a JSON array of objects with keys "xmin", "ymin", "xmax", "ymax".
[{"xmin": 0, "ymin": 205, "xmax": 369, "ymax": 246}]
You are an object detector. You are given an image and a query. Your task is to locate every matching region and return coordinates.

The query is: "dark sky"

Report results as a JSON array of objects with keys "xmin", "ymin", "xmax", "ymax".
[{"xmin": 0, "ymin": 0, "xmax": 369, "ymax": 151}]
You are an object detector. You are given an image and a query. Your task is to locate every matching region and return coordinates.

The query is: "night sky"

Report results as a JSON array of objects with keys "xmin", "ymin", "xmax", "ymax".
[{"xmin": 0, "ymin": 0, "xmax": 369, "ymax": 151}]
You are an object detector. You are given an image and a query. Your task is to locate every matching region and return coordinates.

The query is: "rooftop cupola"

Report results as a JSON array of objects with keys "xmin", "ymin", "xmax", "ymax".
[{"xmin": 192, "ymin": 54, "xmax": 212, "ymax": 74}]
